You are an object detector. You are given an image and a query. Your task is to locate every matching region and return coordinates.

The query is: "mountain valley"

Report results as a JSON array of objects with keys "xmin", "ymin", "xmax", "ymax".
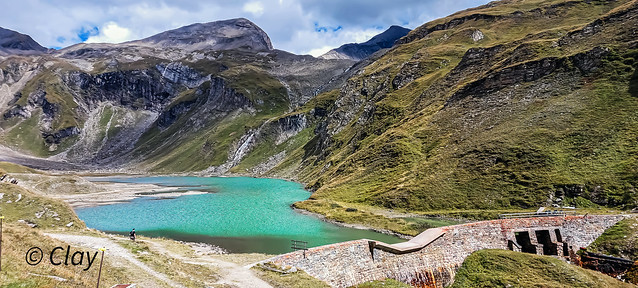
[{"xmin": 1, "ymin": 0, "xmax": 637, "ymax": 224}]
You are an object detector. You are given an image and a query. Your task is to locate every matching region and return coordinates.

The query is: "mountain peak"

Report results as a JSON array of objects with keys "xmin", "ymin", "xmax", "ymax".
[
  {"xmin": 131, "ymin": 18, "xmax": 273, "ymax": 52},
  {"xmin": 319, "ymin": 25, "xmax": 410, "ymax": 61},
  {"xmin": 0, "ymin": 27, "xmax": 47, "ymax": 55}
]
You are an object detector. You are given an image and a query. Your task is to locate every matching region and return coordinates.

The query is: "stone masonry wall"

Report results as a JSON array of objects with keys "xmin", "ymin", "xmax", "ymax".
[{"xmin": 267, "ymin": 215, "xmax": 630, "ymax": 288}]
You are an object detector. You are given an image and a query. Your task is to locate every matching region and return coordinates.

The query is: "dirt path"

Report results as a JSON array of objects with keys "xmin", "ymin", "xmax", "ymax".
[
  {"xmin": 145, "ymin": 240, "xmax": 273, "ymax": 288},
  {"xmin": 0, "ymin": 145, "xmax": 83, "ymax": 171},
  {"xmin": 45, "ymin": 233, "xmax": 273, "ymax": 288},
  {"xmin": 44, "ymin": 233, "xmax": 185, "ymax": 288}
]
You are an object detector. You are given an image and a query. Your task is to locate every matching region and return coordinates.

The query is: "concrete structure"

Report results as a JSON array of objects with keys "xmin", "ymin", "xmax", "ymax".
[{"xmin": 267, "ymin": 215, "xmax": 630, "ymax": 288}]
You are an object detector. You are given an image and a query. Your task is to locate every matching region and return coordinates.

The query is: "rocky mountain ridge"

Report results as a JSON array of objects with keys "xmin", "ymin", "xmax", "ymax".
[
  {"xmin": 320, "ymin": 25, "xmax": 410, "ymax": 61},
  {"xmin": 129, "ymin": 18, "xmax": 274, "ymax": 52},
  {"xmin": 0, "ymin": 18, "xmax": 356, "ymax": 173},
  {"xmin": 0, "ymin": 27, "xmax": 48, "ymax": 55},
  {"xmin": 1, "ymin": 0, "xmax": 637, "ymax": 218}
]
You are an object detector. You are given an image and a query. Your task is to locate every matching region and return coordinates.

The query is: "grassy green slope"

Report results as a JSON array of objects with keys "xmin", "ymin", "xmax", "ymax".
[
  {"xmin": 589, "ymin": 217, "xmax": 638, "ymax": 260},
  {"xmin": 0, "ymin": 171, "xmax": 226, "ymax": 287},
  {"xmin": 1, "ymin": 49, "xmax": 291, "ymax": 170},
  {"xmin": 450, "ymin": 249, "xmax": 634, "ymax": 288},
  {"xmin": 134, "ymin": 76, "xmax": 289, "ymax": 172},
  {"xmin": 282, "ymin": 0, "xmax": 638, "ymax": 219},
  {"xmin": 0, "ymin": 183, "xmax": 134, "ymax": 287}
]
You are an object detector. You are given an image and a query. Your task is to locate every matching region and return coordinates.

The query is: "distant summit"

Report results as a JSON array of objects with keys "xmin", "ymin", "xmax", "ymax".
[
  {"xmin": 131, "ymin": 18, "xmax": 273, "ymax": 52},
  {"xmin": 0, "ymin": 27, "xmax": 47, "ymax": 55},
  {"xmin": 320, "ymin": 25, "xmax": 410, "ymax": 61}
]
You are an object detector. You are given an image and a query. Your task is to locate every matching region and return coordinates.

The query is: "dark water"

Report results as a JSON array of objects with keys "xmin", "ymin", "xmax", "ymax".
[{"xmin": 75, "ymin": 176, "xmax": 402, "ymax": 254}]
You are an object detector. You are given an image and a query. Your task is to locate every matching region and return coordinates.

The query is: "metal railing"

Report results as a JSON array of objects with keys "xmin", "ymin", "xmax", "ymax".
[
  {"xmin": 499, "ymin": 210, "xmax": 577, "ymax": 219},
  {"xmin": 291, "ymin": 240, "xmax": 308, "ymax": 258}
]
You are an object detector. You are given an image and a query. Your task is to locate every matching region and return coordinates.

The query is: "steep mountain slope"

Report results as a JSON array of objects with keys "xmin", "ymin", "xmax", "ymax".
[
  {"xmin": 320, "ymin": 25, "xmax": 411, "ymax": 61},
  {"xmin": 236, "ymin": 0, "xmax": 638, "ymax": 216},
  {"xmin": 0, "ymin": 27, "xmax": 47, "ymax": 55},
  {"xmin": 0, "ymin": 18, "xmax": 353, "ymax": 172},
  {"xmin": 1, "ymin": 0, "xmax": 637, "ymax": 225}
]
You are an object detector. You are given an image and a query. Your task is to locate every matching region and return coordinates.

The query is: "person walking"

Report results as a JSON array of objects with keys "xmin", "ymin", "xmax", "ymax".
[{"xmin": 129, "ymin": 228, "xmax": 136, "ymax": 241}]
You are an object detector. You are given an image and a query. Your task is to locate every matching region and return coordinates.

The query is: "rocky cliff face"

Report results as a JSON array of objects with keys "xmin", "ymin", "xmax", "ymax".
[
  {"xmin": 0, "ymin": 19, "xmax": 353, "ymax": 172},
  {"xmin": 1, "ymin": 1, "xmax": 637, "ymax": 216}
]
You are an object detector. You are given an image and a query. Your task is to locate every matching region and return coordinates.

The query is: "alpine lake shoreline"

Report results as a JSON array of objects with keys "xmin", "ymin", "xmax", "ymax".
[{"xmin": 4, "ymin": 165, "xmax": 409, "ymax": 253}]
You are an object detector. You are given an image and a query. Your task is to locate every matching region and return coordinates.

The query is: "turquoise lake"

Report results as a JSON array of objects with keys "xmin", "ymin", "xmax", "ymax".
[{"xmin": 75, "ymin": 176, "xmax": 402, "ymax": 254}]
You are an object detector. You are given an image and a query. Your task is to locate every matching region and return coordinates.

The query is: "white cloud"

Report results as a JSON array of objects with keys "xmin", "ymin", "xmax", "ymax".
[
  {"xmin": 306, "ymin": 46, "xmax": 333, "ymax": 57},
  {"xmin": 243, "ymin": 2, "xmax": 265, "ymax": 17},
  {"xmin": 86, "ymin": 22, "xmax": 135, "ymax": 44},
  {"xmin": 0, "ymin": 0, "xmax": 492, "ymax": 53},
  {"xmin": 292, "ymin": 27, "xmax": 382, "ymax": 56}
]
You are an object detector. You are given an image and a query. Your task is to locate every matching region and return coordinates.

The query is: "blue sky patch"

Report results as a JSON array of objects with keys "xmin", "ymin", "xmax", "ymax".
[
  {"xmin": 77, "ymin": 26, "xmax": 99, "ymax": 42},
  {"xmin": 315, "ymin": 23, "xmax": 344, "ymax": 33}
]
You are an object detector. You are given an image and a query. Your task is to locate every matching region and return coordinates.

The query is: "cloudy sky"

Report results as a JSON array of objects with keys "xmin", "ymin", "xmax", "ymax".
[{"xmin": 1, "ymin": 0, "xmax": 491, "ymax": 56}]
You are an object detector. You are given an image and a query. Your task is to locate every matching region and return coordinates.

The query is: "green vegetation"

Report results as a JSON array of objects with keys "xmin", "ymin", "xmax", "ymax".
[
  {"xmin": 354, "ymin": 279, "xmax": 411, "ymax": 288},
  {"xmin": 270, "ymin": 0, "xmax": 638, "ymax": 227},
  {"xmin": 2, "ymin": 0, "xmax": 637, "ymax": 236},
  {"xmin": 0, "ymin": 183, "xmax": 83, "ymax": 230},
  {"xmin": 0, "ymin": 171, "xmax": 234, "ymax": 287},
  {"xmin": 231, "ymin": 123, "xmax": 316, "ymax": 174},
  {"xmin": 294, "ymin": 199, "xmax": 461, "ymax": 236},
  {"xmin": 220, "ymin": 64, "xmax": 289, "ymax": 115},
  {"xmin": 1, "ymin": 60, "xmax": 83, "ymax": 156},
  {"xmin": 2, "ymin": 110, "xmax": 50, "ymax": 157},
  {"xmin": 115, "ymin": 238, "xmax": 220, "ymax": 287},
  {"xmin": 588, "ymin": 217, "xmax": 638, "ymax": 284},
  {"xmin": 252, "ymin": 263, "xmax": 330, "ymax": 288},
  {"xmin": 126, "ymin": 52, "xmax": 294, "ymax": 172},
  {"xmin": 588, "ymin": 217, "xmax": 638, "ymax": 260},
  {"xmin": 17, "ymin": 64, "xmax": 80, "ymax": 132},
  {"xmin": 0, "ymin": 223, "xmax": 133, "ymax": 288},
  {"xmin": 0, "ymin": 161, "xmax": 39, "ymax": 174},
  {"xmin": 294, "ymin": 200, "xmax": 420, "ymax": 236},
  {"xmin": 138, "ymin": 112, "xmax": 273, "ymax": 172},
  {"xmin": 0, "ymin": 183, "xmax": 132, "ymax": 287},
  {"xmin": 450, "ymin": 249, "xmax": 634, "ymax": 288}
]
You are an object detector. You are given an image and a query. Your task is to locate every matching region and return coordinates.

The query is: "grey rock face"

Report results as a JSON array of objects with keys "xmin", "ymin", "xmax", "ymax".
[
  {"xmin": 156, "ymin": 62, "xmax": 209, "ymax": 88},
  {"xmin": 131, "ymin": 18, "xmax": 273, "ymax": 52},
  {"xmin": 274, "ymin": 113, "xmax": 308, "ymax": 145},
  {"xmin": 445, "ymin": 46, "xmax": 610, "ymax": 106},
  {"xmin": 0, "ymin": 27, "xmax": 47, "ymax": 55},
  {"xmin": 0, "ymin": 20, "xmax": 355, "ymax": 172},
  {"xmin": 268, "ymin": 50, "xmax": 355, "ymax": 108},
  {"xmin": 471, "ymin": 30, "xmax": 484, "ymax": 42},
  {"xmin": 65, "ymin": 69, "xmax": 178, "ymax": 111}
]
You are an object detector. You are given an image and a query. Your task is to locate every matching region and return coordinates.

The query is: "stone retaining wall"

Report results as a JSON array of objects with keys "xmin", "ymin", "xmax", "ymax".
[{"xmin": 267, "ymin": 215, "xmax": 629, "ymax": 288}]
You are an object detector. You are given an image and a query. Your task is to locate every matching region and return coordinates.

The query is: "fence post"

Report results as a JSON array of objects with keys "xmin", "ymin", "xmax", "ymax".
[
  {"xmin": 0, "ymin": 216, "xmax": 4, "ymax": 272},
  {"xmin": 291, "ymin": 240, "xmax": 308, "ymax": 259},
  {"xmin": 96, "ymin": 247, "xmax": 106, "ymax": 288}
]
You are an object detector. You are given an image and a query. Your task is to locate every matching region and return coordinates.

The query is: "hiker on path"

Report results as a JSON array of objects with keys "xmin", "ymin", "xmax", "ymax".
[{"xmin": 130, "ymin": 228, "xmax": 136, "ymax": 241}]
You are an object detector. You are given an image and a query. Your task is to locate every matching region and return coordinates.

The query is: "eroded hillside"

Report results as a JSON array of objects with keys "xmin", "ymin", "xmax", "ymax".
[
  {"xmin": 237, "ymin": 0, "xmax": 638, "ymax": 215},
  {"xmin": 1, "ymin": 1, "xmax": 637, "ymax": 222},
  {"xmin": 0, "ymin": 19, "xmax": 353, "ymax": 173}
]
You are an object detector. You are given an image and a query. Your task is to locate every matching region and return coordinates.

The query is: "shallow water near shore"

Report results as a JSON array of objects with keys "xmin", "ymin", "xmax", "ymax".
[{"xmin": 75, "ymin": 176, "xmax": 402, "ymax": 254}]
